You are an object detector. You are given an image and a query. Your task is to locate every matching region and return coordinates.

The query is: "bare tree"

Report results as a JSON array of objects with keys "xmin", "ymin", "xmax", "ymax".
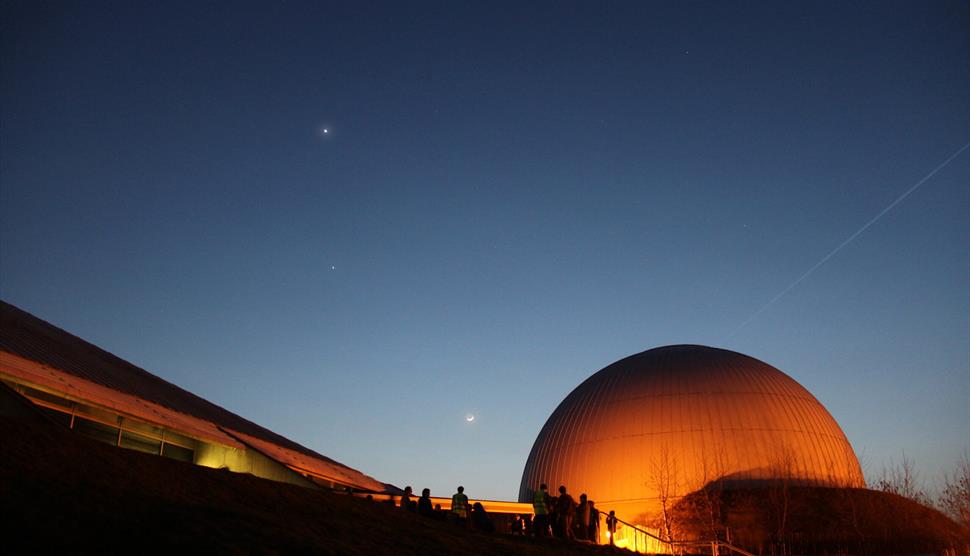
[
  {"xmin": 876, "ymin": 454, "xmax": 931, "ymax": 507},
  {"xmin": 698, "ymin": 447, "xmax": 728, "ymax": 542},
  {"xmin": 651, "ymin": 443, "xmax": 680, "ymax": 545},
  {"xmin": 767, "ymin": 450, "xmax": 796, "ymax": 556},
  {"xmin": 938, "ymin": 455, "xmax": 970, "ymax": 528}
]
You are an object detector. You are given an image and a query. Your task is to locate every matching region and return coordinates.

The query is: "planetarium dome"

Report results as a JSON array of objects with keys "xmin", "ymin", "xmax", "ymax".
[{"xmin": 518, "ymin": 345, "xmax": 863, "ymax": 526}]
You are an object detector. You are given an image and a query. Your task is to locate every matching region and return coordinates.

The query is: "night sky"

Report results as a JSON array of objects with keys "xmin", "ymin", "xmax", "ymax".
[{"xmin": 2, "ymin": 1, "xmax": 967, "ymax": 501}]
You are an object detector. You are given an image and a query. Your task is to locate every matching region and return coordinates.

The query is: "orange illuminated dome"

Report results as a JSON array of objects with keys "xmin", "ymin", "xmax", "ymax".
[{"xmin": 519, "ymin": 345, "xmax": 864, "ymax": 530}]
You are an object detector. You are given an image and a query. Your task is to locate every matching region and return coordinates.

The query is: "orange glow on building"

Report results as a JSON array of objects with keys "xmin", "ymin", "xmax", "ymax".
[{"xmin": 519, "ymin": 345, "xmax": 864, "ymax": 548}]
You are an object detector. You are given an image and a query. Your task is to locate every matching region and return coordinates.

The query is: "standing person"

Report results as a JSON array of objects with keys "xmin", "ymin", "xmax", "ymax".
[
  {"xmin": 471, "ymin": 502, "xmax": 494, "ymax": 532},
  {"xmin": 588, "ymin": 500, "xmax": 599, "ymax": 543},
  {"xmin": 606, "ymin": 510, "xmax": 617, "ymax": 546},
  {"xmin": 511, "ymin": 514, "xmax": 524, "ymax": 536},
  {"xmin": 400, "ymin": 486, "xmax": 413, "ymax": 511},
  {"xmin": 575, "ymin": 493, "xmax": 590, "ymax": 540},
  {"xmin": 451, "ymin": 485, "xmax": 469, "ymax": 526},
  {"xmin": 531, "ymin": 484, "xmax": 551, "ymax": 537},
  {"xmin": 555, "ymin": 485, "xmax": 576, "ymax": 540},
  {"xmin": 417, "ymin": 488, "xmax": 434, "ymax": 517}
]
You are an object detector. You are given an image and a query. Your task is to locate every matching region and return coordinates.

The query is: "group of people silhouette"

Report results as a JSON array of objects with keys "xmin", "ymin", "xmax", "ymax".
[
  {"xmin": 531, "ymin": 483, "xmax": 609, "ymax": 543},
  {"xmin": 397, "ymin": 485, "xmax": 494, "ymax": 532},
  {"xmin": 395, "ymin": 483, "xmax": 618, "ymax": 544}
]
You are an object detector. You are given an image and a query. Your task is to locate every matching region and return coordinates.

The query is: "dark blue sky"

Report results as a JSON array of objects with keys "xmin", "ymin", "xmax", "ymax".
[{"xmin": 2, "ymin": 1, "xmax": 968, "ymax": 500}]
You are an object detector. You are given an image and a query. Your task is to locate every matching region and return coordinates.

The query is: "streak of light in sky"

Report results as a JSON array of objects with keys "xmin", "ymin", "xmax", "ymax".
[{"xmin": 731, "ymin": 141, "xmax": 970, "ymax": 337}]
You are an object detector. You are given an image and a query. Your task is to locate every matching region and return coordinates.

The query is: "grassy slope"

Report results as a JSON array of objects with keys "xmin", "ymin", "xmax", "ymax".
[
  {"xmin": 7, "ymin": 412, "xmax": 965, "ymax": 555},
  {"xmin": 0, "ymin": 417, "xmax": 624, "ymax": 556}
]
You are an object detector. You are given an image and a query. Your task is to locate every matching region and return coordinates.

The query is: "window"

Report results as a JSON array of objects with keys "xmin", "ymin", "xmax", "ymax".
[
  {"xmin": 7, "ymin": 380, "xmax": 199, "ymax": 464},
  {"xmin": 37, "ymin": 405, "xmax": 73, "ymax": 427},
  {"xmin": 20, "ymin": 385, "xmax": 74, "ymax": 410},
  {"xmin": 121, "ymin": 417, "xmax": 165, "ymax": 439},
  {"xmin": 74, "ymin": 403, "xmax": 118, "ymax": 425},
  {"xmin": 74, "ymin": 417, "xmax": 120, "ymax": 446},
  {"xmin": 120, "ymin": 430, "xmax": 162, "ymax": 455},
  {"xmin": 161, "ymin": 442, "xmax": 194, "ymax": 463}
]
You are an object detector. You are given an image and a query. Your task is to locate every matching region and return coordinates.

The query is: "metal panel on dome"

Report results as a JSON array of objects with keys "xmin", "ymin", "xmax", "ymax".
[{"xmin": 519, "ymin": 345, "xmax": 864, "ymax": 528}]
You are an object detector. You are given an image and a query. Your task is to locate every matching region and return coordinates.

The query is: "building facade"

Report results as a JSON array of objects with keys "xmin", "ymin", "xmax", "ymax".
[
  {"xmin": 0, "ymin": 300, "xmax": 388, "ymax": 493},
  {"xmin": 519, "ymin": 344, "xmax": 864, "ymax": 549}
]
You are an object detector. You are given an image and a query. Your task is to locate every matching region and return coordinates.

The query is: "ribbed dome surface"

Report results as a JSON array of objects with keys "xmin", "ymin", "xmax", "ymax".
[{"xmin": 518, "ymin": 345, "xmax": 863, "ymax": 520}]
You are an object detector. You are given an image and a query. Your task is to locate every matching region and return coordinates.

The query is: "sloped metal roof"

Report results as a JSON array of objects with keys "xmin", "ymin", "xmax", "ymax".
[{"xmin": 0, "ymin": 300, "xmax": 385, "ymax": 492}]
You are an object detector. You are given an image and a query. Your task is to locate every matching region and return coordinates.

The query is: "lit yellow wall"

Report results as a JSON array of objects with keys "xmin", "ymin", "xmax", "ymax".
[{"xmin": 195, "ymin": 441, "xmax": 316, "ymax": 488}]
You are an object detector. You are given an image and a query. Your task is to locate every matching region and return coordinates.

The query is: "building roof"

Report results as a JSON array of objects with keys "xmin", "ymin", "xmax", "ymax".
[{"xmin": 0, "ymin": 300, "xmax": 386, "ymax": 491}]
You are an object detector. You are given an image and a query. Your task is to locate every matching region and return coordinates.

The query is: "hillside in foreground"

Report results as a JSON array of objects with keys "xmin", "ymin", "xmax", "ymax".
[
  {"xmin": 668, "ymin": 481, "xmax": 968, "ymax": 555},
  {"xmin": 0, "ymin": 415, "xmax": 621, "ymax": 555},
  {"xmin": 3, "ymin": 406, "xmax": 967, "ymax": 555}
]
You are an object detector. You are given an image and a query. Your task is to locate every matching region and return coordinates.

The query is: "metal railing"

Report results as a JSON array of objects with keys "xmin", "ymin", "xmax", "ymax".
[
  {"xmin": 608, "ymin": 513, "xmax": 756, "ymax": 556},
  {"xmin": 339, "ymin": 486, "xmax": 757, "ymax": 555}
]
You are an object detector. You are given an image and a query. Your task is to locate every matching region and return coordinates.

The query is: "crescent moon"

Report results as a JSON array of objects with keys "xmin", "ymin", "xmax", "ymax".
[{"xmin": 465, "ymin": 414, "xmax": 475, "ymax": 422}]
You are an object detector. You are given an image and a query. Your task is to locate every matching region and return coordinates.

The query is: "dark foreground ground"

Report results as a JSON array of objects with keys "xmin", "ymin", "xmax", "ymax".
[
  {"xmin": 670, "ymin": 481, "xmax": 969, "ymax": 555},
  {"xmin": 3, "ymin": 406, "xmax": 967, "ymax": 555},
  {"xmin": 0, "ymin": 416, "xmax": 625, "ymax": 556}
]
